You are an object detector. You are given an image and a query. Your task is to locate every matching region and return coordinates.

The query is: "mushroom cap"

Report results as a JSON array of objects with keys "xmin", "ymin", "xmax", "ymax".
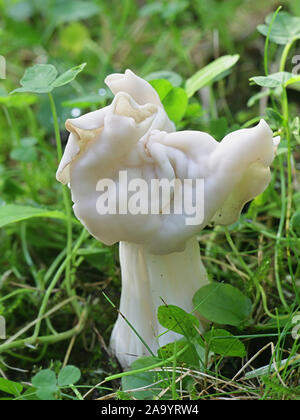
[{"xmin": 56, "ymin": 70, "xmax": 278, "ymax": 254}]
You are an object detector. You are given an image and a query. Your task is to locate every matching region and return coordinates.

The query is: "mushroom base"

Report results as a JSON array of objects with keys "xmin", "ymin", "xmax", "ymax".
[{"xmin": 109, "ymin": 236, "xmax": 209, "ymax": 369}]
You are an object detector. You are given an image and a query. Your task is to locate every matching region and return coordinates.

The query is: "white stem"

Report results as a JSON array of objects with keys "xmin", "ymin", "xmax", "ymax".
[{"xmin": 110, "ymin": 236, "xmax": 209, "ymax": 369}]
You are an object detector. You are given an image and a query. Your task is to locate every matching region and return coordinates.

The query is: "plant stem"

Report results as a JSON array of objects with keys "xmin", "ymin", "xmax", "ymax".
[
  {"xmin": 274, "ymin": 155, "xmax": 289, "ymax": 310},
  {"xmin": 273, "ymin": 36, "xmax": 297, "ymax": 310},
  {"xmin": 264, "ymin": 6, "xmax": 282, "ymax": 76},
  {"xmin": 0, "ymin": 308, "xmax": 87, "ymax": 354},
  {"xmin": 224, "ymin": 228, "xmax": 253, "ymax": 278},
  {"xmin": 32, "ymin": 228, "xmax": 87, "ymax": 340},
  {"xmin": 105, "ymin": 344, "xmax": 190, "ymax": 382},
  {"xmin": 279, "ymin": 39, "xmax": 295, "ymax": 236},
  {"xmin": 48, "ymin": 92, "xmax": 77, "ymax": 316},
  {"xmin": 48, "ymin": 92, "xmax": 62, "ymax": 160}
]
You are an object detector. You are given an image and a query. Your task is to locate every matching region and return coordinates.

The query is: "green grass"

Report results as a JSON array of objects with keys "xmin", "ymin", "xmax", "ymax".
[{"xmin": 0, "ymin": 0, "xmax": 299, "ymax": 400}]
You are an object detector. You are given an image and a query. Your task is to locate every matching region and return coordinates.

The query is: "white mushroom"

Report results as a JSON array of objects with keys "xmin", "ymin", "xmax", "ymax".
[{"xmin": 56, "ymin": 69, "xmax": 278, "ymax": 369}]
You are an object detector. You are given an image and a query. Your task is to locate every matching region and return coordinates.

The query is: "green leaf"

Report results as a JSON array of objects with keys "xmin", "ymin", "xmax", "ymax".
[
  {"xmin": 275, "ymin": 139, "xmax": 288, "ymax": 156},
  {"xmin": 52, "ymin": 63, "xmax": 87, "ymax": 88},
  {"xmin": 184, "ymin": 102, "xmax": 203, "ymax": 119},
  {"xmin": 161, "ymin": 1, "xmax": 189, "ymax": 20},
  {"xmin": 200, "ymin": 329, "xmax": 246, "ymax": 357},
  {"xmin": 247, "ymin": 90, "xmax": 270, "ymax": 108},
  {"xmin": 0, "ymin": 204, "xmax": 67, "ymax": 228},
  {"xmin": 158, "ymin": 340, "xmax": 199, "ymax": 367},
  {"xmin": 61, "ymin": 94, "xmax": 108, "ymax": 108},
  {"xmin": 20, "ymin": 387, "xmax": 39, "ymax": 401},
  {"xmin": 185, "ymin": 55, "xmax": 240, "ymax": 97},
  {"xmin": 291, "ymin": 212, "xmax": 300, "ymax": 235},
  {"xmin": 10, "ymin": 146, "xmax": 37, "ymax": 163},
  {"xmin": 32, "ymin": 369, "xmax": 57, "ymax": 388},
  {"xmin": 58, "ymin": 366, "xmax": 81, "ymax": 387},
  {"xmin": 257, "ymin": 12, "xmax": 300, "ymax": 45},
  {"xmin": 149, "ymin": 79, "xmax": 173, "ymax": 101},
  {"xmin": 265, "ymin": 108, "xmax": 284, "ymax": 128},
  {"xmin": 50, "ymin": 0, "xmax": 100, "ymax": 24},
  {"xmin": 0, "ymin": 93, "xmax": 37, "ymax": 108},
  {"xmin": 31, "ymin": 369, "xmax": 58, "ymax": 401},
  {"xmin": 139, "ymin": 2, "xmax": 163, "ymax": 17},
  {"xmin": 163, "ymin": 87, "xmax": 188, "ymax": 123},
  {"xmin": 139, "ymin": 1, "xmax": 188, "ymax": 20},
  {"xmin": 291, "ymin": 117, "xmax": 300, "ymax": 144},
  {"xmin": 157, "ymin": 305, "xmax": 199, "ymax": 338},
  {"xmin": 122, "ymin": 357, "xmax": 162, "ymax": 400},
  {"xmin": 0, "ymin": 378, "xmax": 23, "ymax": 396},
  {"xmin": 209, "ymin": 117, "xmax": 229, "ymax": 141},
  {"xmin": 21, "ymin": 137, "xmax": 38, "ymax": 147},
  {"xmin": 250, "ymin": 72, "xmax": 294, "ymax": 88},
  {"xmin": 146, "ymin": 70, "xmax": 183, "ymax": 87},
  {"xmin": 150, "ymin": 80, "xmax": 188, "ymax": 123},
  {"xmin": 60, "ymin": 22, "xmax": 90, "ymax": 54},
  {"xmin": 12, "ymin": 64, "xmax": 58, "ymax": 94},
  {"xmin": 6, "ymin": 1, "xmax": 34, "ymax": 22},
  {"xmin": 284, "ymin": 75, "xmax": 300, "ymax": 87},
  {"xmin": 193, "ymin": 282, "xmax": 252, "ymax": 327},
  {"xmin": 2, "ymin": 179, "xmax": 24, "ymax": 200},
  {"xmin": 12, "ymin": 63, "xmax": 86, "ymax": 94}
]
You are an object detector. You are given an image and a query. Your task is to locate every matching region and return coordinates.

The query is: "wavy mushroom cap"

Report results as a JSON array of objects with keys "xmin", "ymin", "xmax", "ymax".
[{"xmin": 56, "ymin": 70, "xmax": 278, "ymax": 254}]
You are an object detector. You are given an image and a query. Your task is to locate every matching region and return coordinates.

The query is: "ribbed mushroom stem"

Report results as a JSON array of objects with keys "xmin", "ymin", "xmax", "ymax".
[{"xmin": 110, "ymin": 236, "xmax": 209, "ymax": 369}]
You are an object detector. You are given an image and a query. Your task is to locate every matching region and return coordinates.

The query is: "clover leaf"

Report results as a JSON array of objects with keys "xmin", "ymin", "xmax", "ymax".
[{"xmin": 11, "ymin": 63, "xmax": 86, "ymax": 94}]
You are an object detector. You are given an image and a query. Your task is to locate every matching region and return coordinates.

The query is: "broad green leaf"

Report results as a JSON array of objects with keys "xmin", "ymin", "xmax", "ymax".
[
  {"xmin": 19, "ymin": 387, "xmax": 39, "ymax": 401},
  {"xmin": 209, "ymin": 117, "xmax": 228, "ymax": 141},
  {"xmin": 122, "ymin": 357, "xmax": 162, "ymax": 400},
  {"xmin": 247, "ymin": 90, "xmax": 270, "ymax": 108},
  {"xmin": 61, "ymin": 94, "xmax": 108, "ymax": 108},
  {"xmin": 257, "ymin": 12, "xmax": 300, "ymax": 45},
  {"xmin": 0, "ymin": 205, "xmax": 67, "ymax": 228},
  {"xmin": 150, "ymin": 80, "xmax": 188, "ymax": 123},
  {"xmin": 161, "ymin": 1, "xmax": 189, "ymax": 20},
  {"xmin": 2, "ymin": 179, "xmax": 24, "ymax": 200},
  {"xmin": 0, "ymin": 378, "xmax": 23, "ymax": 396},
  {"xmin": 146, "ymin": 70, "xmax": 183, "ymax": 87},
  {"xmin": 20, "ymin": 137, "xmax": 38, "ymax": 147},
  {"xmin": 276, "ymin": 146, "xmax": 288, "ymax": 157},
  {"xmin": 193, "ymin": 282, "xmax": 252, "ymax": 327},
  {"xmin": 50, "ymin": 0, "xmax": 100, "ymax": 24},
  {"xmin": 200, "ymin": 329, "xmax": 246, "ymax": 357},
  {"xmin": 149, "ymin": 79, "xmax": 173, "ymax": 101},
  {"xmin": 250, "ymin": 72, "xmax": 294, "ymax": 88},
  {"xmin": 139, "ymin": 1, "xmax": 188, "ymax": 20},
  {"xmin": 157, "ymin": 305, "xmax": 199, "ymax": 338},
  {"xmin": 52, "ymin": 63, "xmax": 87, "ymax": 88},
  {"xmin": 291, "ymin": 117, "xmax": 300, "ymax": 145},
  {"xmin": 6, "ymin": 1, "xmax": 34, "ymax": 22},
  {"xmin": 0, "ymin": 93, "xmax": 37, "ymax": 107},
  {"xmin": 291, "ymin": 212, "xmax": 300, "ymax": 235},
  {"xmin": 11, "ymin": 63, "xmax": 86, "ymax": 94},
  {"xmin": 245, "ymin": 355, "xmax": 300, "ymax": 380},
  {"xmin": 184, "ymin": 102, "xmax": 203, "ymax": 118},
  {"xmin": 58, "ymin": 366, "xmax": 81, "ymax": 387},
  {"xmin": 60, "ymin": 22, "xmax": 90, "ymax": 54},
  {"xmin": 163, "ymin": 87, "xmax": 188, "ymax": 123},
  {"xmin": 158, "ymin": 340, "xmax": 199, "ymax": 367},
  {"xmin": 10, "ymin": 146, "xmax": 37, "ymax": 163},
  {"xmin": 139, "ymin": 2, "xmax": 163, "ymax": 17},
  {"xmin": 265, "ymin": 108, "xmax": 284, "ymax": 127},
  {"xmin": 294, "ymin": 192, "xmax": 300, "ymax": 209},
  {"xmin": 12, "ymin": 64, "xmax": 57, "ymax": 94},
  {"xmin": 185, "ymin": 55, "xmax": 240, "ymax": 97},
  {"xmin": 32, "ymin": 370, "xmax": 57, "ymax": 388},
  {"xmin": 32, "ymin": 369, "xmax": 58, "ymax": 401},
  {"xmin": 284, "ymin": 75, "xmax": 300, "ymax": 87}
]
